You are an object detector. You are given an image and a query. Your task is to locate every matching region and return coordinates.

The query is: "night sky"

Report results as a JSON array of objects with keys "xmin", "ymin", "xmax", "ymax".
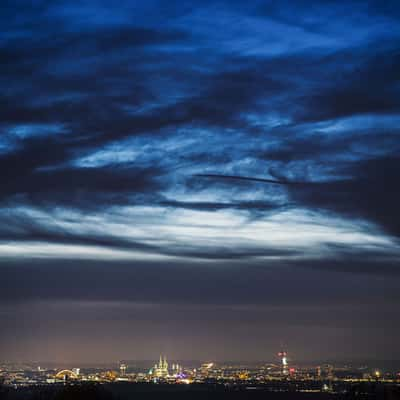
[{"xmin": 1, "ymin": 0, "xmax": 400, "ymax": 364}]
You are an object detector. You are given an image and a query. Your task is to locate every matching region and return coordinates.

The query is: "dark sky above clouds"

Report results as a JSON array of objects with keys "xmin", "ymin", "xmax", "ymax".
[{"xmin": 1, "ymin": 0, "xmax": 400, "ymax": 364}]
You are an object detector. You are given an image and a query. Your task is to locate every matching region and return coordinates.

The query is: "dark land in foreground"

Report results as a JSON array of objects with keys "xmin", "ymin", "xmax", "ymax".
[{"xmin": 1, "ymin": 382, "xmax": 400, "ymax": 400}]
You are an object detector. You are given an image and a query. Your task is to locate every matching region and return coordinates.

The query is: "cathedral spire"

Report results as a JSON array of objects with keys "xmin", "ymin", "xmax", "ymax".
[{"xmin": 151, "ymin": 355, "xmax": 169, "ymax": 378}]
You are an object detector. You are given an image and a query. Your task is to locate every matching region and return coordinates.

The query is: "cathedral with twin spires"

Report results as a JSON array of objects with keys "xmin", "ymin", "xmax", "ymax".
[
  {"xmin": 149, "ymin": 356, "xmax": 182, "ymax": 379},
  {"xmin": 149, "ymin": 355, "xmax": 169, "ymax": 378}
]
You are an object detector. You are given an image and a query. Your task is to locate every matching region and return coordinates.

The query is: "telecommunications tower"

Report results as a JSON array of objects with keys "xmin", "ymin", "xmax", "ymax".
[{"xmin": 278, "ymin": 350, "xmax": 289, "ymax": 375}]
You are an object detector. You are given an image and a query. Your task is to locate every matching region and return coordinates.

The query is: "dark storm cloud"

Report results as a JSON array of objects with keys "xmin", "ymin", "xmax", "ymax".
[
  {"xmin": 301, "ymin": 49, "xmax": 400, "ymax": 122},
  {"xmin": 257, "ymin": 0, "xmax": 400, "ymax": 33},
  {"xmin": 289, "ymin": 154, "xmax": 400, "ymax": 238},
  {"xmin": 258, "ymin": 131, "xmax": 400, "ymax": 163},
  {"xmin": 0, "ymin": 26, "xmax": 186, "ymax": 67},
  {"xmin": 1, "ymin": 8, "xmax": 397, "ymax": 158},
  {"xmin": 0, "ymin": 136, "xmax": 165, "ymax": 208},
  {"xmin": 200, "ymin": 153, "xmax": 400, "ymax": 239},
  {"xmin": 256, "ymin": 134, "xmax": 400, "ymax": 239},
  {"xmin": 5, "ymin": 164, "xmax": 163, "ymax": 204},
  {"xmin": 0, "ymin": 136, "xmax": 70, "ymax": 178},
  {"xmin": 0, "ymin": 21, "xmax": 295, "ymax": 214},
  {"xmin": 194, "ymin": 174, "xmax": 302, "ymax": 185},
  {"xmin": 0, "ymin": 48, "xmax": 290, "ymax": 171},
  {"xmin": 160, "ymin": 199, "xmax": 290, "ymax": 213}
]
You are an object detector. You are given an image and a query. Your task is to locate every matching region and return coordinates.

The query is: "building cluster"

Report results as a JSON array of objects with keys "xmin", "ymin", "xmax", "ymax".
[{"xmin": 1, "ymin": 351, "xmax": 399, "ymax": 392}]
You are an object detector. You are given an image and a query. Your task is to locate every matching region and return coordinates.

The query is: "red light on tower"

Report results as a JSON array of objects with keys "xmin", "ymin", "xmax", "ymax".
[{"xmin": 278, "ymin": 351, "xmax": 289, "ymax": 375}]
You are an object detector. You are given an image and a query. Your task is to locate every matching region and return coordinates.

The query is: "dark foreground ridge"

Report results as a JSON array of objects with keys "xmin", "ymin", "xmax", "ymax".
[{"xmin": 2, "ymin": 382, "xmax": 399, "ymax": 400}]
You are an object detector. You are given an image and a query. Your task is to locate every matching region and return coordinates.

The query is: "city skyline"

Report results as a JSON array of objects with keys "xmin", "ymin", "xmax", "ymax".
[
  {"xmin": 1, "ymin": 0, "xmax": 400, "ymax": 364},
  {"xmin": 3, "ymin": 354, "xmax": 399, "ymax": 396}
]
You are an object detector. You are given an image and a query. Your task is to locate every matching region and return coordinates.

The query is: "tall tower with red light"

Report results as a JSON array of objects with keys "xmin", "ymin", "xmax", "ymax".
[{"xmin": 278, "ymin": 351, "xmax": 289, "ymax": 376}]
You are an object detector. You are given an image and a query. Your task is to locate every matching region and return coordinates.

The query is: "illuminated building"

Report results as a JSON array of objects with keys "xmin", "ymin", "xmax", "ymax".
[
  {"xmin": 238, "ymin": 371, "xmax": 249, "ymax": 380},
  {"xmin": 104, "ymin": 371, "xmax": 117, "ymax": 381},
  {"xmin": 171, "ymin": 363, "xmax": 182, "ymax": 376},
  {"xmin": 120, "ymin": 363, "xmax": 127, "ymax": 376},
  {"xmin": 149, "ymin": 355, "xmax": 169, "ymax": 378},
  {"xmin": 198, "ymin": 363, "xmax": 214, "ymax": 378}
]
